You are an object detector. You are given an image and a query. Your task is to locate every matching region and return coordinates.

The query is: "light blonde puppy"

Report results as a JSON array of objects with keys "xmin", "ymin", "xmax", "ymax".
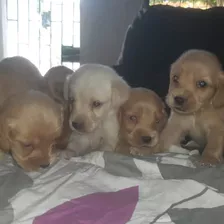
[
  {"xmin": 63, "ymin": 64, "xmax": 130, "ymax": 157},
  {"xmin": 116, "ymin": 88, "xmax": 168, "ymax": 156},
  {"xmin": 159, "ymin": 49, "xmax": 224, "ymax": 165},
  {"xmin": 0, "ymin": 90, "xmax": 63, "ymax": 171}
]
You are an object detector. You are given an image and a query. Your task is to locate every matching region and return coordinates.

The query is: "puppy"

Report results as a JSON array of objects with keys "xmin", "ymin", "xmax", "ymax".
[
  {"xmin": 0, "ymin": 56, "xmax": 45, "ymax": 104},
  {"xmin": 44, "ymin": 66, "xmax": 74, "ymax": 149},
  {"xmin": 116, "ymin": 87, "xmax": 168, "ymax": 156},
  {"xmin": 159, "ymin": 49, "xmax": 224, "ymax": 165},
  {"xmin": 44, "ymin": 66, "xmax": 73, "ymax": 104},
  {"xmin": 0, "ymin": 90, "xmax": 63, "ymax": 171},
  {"xmin": 63, "ymin": 64, "xmax": 130, "ymax": 157}
]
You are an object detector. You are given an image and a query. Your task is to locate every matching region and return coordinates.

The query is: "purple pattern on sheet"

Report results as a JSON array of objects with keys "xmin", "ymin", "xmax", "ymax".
[{"xmin": 33, "ymin": 186, "xmax": 139, "ymax": 224}]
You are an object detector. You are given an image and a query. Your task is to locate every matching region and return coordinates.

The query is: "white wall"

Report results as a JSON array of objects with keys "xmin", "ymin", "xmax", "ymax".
[{"xmin": 80, "ymin": 0, "xmax": 143, "ymax": 66}]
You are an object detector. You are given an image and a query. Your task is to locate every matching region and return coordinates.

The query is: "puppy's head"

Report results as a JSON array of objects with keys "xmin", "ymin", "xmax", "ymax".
[
  {"xmin": 0, "ymin": 90, "xmax": 63, "ymax": 171},
  {"xmin": 166, "ymin": 50, "xmax": 224, "ymax": 114},
  {"xmin": 119, "ymin": 88, "xmax": 167, "ymax": 149},
  {"xmin": 44, "ymin": 66, "xmax": 73, "ymax": 103},
  {"xmin": 64, "ymin": 64, "xmax": 130, "ymax": 133}
]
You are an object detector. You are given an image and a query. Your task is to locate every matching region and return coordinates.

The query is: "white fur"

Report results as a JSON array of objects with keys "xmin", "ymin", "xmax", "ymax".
[{"xmin": 63, "ymin": 64, "xmax": 130, "ymax": 157}]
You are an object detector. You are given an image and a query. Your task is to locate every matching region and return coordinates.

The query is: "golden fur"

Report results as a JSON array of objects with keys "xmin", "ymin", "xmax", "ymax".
[
  {"xmin": 116, "ymin": 87, "xmax": 167, "ymax": 156},
  {"xmin": 0, "ymin": 90, "xmax": 63, "ymax": 171},
  {"xmin": 159, "ymin": 49, "xmax": 224, "ymax": 165},
  {"xmin": 44, "ymin": 65, "xmax": 73, "ymax": 104},
  {"xmin": 0, "ymin": 56, "xmax": 46, "ymax": 104},
  {"xmin": 44, "ymin": 66, "xmax": 73, "ymax": 149}
]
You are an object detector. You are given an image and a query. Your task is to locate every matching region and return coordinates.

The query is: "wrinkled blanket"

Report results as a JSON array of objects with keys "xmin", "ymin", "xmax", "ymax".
[{"xmin": 1, "ymin": 151, "xmax": 224, "ymax": 224}]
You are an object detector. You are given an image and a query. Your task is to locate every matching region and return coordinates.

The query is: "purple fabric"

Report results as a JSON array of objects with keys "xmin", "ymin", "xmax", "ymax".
[{"xmin": 33, "ymin": 186, "xmax": 139, "ymax": 224}]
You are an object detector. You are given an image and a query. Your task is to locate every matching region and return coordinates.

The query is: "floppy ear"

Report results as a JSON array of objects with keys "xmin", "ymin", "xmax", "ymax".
[
  {"xmin": 111, "ymin": 77, "xmax": 130, "ymax": 109},
  {"xmin": 117, "ymin": 106, "xmax": 124, "ymax": 125},
  {"xmin": 63, "ymin": 74, "xmax": 73, "ymax": 100},
  {"xmin": 212, "ymin": 72, "xmax": 224, "ymax": 108},
  {"xmin": 53, "ymin": 81, "xmax": 67, "ymax": 103},
  {"xmin": 0, "ymin": 116, "xmax": 15, "ymax": 153}
]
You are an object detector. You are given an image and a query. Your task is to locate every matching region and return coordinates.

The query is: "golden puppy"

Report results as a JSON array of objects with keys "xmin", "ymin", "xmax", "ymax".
[
  {"xmin": 0, "ymin": 56, "xmax": 45, "ymax": 104},
  {"xmin": 44, "ymin": 66, "xmax": 73, "ymax": 104},
  {"xmin": 0, "ymin": 90, "xmax": 63, "ymax": 171},
  {"xmin": 159, "ymin": 49, "xmax": 224, "ymax": 165},
  {"xmin": 44, "ymin": 66, "xmax": 73, "ymax": 150},
  {"xmin": 116, "ymin": 88, "xmax": 168, "ymax": 156}
]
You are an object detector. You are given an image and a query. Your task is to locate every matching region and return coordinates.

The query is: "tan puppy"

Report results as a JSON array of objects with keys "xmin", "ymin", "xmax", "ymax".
[
  {"xmin": 0, "ymin": 90, "xmax": 63, "ymax": 171},
  {"xmin": 159, "ymin": 49, "xmax": 224, "ymax": 165},
  {"xmin": 44, "ymin": 66, "xmax": 74, "ymax": 149},
  {"xmin": 116, "ymin": 88, "xmax": 168, "ymax": 156},
  {"xmin": 44, "ymin": 66, "xmax": 73, "ymax": 104},
  {"xmin": 0, "ymin": 56, "xmax": 45, "ymax": 104}
]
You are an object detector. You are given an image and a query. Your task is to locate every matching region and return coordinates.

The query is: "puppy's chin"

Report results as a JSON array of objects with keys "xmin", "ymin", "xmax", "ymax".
[
  {"xmin": 11, "ymin": 148, "xmax": 53, "ymax": 172},
  {"xmin": 171, "ymin": 104, "xmax": 200, "ymax": 115},
  {"xmin": 69, "ymin": 120, "xmax": 98, "ymax": 134},
  {"xmin": 166, "ymin": 95, "xmax": 199, "ymax": 115},
  {"xmin": 127, "ymin": 137, "xmax": 159, "ymax": 149}
]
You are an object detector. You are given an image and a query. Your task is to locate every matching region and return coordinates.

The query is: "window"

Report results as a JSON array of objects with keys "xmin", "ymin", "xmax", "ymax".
[{"xmin": 6, "ymin": 0, "xmax": 80, "ymax": 75}]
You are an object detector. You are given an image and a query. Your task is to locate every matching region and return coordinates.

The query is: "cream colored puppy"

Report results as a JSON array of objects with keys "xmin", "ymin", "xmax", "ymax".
[{"xmin": 63, "ymin": 64, "xmax": 130, "ymax": 157}]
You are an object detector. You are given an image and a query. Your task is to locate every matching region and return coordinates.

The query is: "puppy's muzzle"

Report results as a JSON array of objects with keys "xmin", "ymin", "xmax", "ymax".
[
  {"xmin": 141, "ymin": 136, "xmax": 152, "ymax": 144},
  {"xmin": 72, "ymin": 120, "xmax": 85, "ymax": 132},
  {"xmin": 174, "ymin": 96, "xmax": 186, "ymax": 106},
  {"xmin": 40, "ymin": 164, "xmax": 50, "ymax": 168}
]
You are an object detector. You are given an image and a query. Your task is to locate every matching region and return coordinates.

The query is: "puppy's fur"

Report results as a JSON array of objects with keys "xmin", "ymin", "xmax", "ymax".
[
  {"xmin": 116, "ymin": 88, "xmax": 167, "ymax": 156},
  {"xmin": 0, "ymin": 56, "xmax": 45, "ymax": 104},
  {"xmin": 44, "ymin": 66, "xmax": 74, "ymax": 149},
  {"xmin": 63, "ymin": 64, "xmax": 130, "ymax": 157},
  {"xmin": 44, "ymin": 66, "xmax": 73, "ymax": 104},
  {"xmin": 0, "ymin": 90, "xmax": 63, "ymax": 171},
  {"xmin": 159, "ymin": 49, "xmax": 224, "ymax": 165}
]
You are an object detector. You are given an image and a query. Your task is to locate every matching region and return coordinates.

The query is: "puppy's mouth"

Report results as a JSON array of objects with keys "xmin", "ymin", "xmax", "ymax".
[{"xmin": 128, "ymin": 139, "xmax": 159, "ymax": 149}]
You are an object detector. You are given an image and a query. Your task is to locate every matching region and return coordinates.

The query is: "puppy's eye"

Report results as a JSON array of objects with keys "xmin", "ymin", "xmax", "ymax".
[
  {"xmin": 172, "ymin": 75, "xmax": 179, "ymax": 83},
  {"xmin": 129, "ymin": 115, "xmax": 137, "ymax": 122},
  {"xmin": 92, "ymin": 101, "xmax": 102, "ymax": 108},
  {"xmin": 155, "ymin": 119, "xmax": 160, "ymax": 124},
  {"xmin": 23, "ymin": 143, "xmax": 33, "ymax": 149},
  {"xmin": 196, "ymin": 80, "xmax": 207, "ymax": 88}
]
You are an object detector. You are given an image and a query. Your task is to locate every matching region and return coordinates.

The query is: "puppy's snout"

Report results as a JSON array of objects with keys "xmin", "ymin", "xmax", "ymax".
[
  {"xmin": 72, "ymin": 121, "xmax": 84, "ymax": 131},
  {"xmin": 174, "ymin": 96, "xmax": 185, "ymax": 106},
  {"xmin": 141, "ymin": 136, "xmax": 152, "ymax": 144},
  {"xmin": 40, "ymin": 164, "xmax": 50, "ymax": 168}
]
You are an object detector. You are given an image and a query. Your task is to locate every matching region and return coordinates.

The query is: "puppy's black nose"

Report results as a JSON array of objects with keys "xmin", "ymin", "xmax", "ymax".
[
  {"xmin": 174, "ymin": 96, "xmax": 185, "ymax": 106},
  {"xmin": 72, "ymin": 121, "xmax": 84, "ymax": 131},
  {"xmin": 141, "ymin": 136, "xmax": 152, "ymax": 144},
  {"xmin": 40, "ymin": 164, "xmax": 50, "ymax": 168}
]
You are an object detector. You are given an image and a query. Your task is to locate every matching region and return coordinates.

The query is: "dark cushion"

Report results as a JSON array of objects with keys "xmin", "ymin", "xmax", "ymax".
[{"xmin": 113, "ymin": 5, "xmax": 224, "ymax": 98}]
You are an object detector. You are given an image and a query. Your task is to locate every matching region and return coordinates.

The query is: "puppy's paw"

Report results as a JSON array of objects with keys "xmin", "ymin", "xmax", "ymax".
[
  {"xmin": 130, "ymin": 147, "xmax": 143, "ymax": 156},
  {"xmin": 60, "ymin": 150, "xmax": 77, "ymax": 160},
  {"xmin": 198, "ymin": 155, "xmax": 222, "ymax": 167}
]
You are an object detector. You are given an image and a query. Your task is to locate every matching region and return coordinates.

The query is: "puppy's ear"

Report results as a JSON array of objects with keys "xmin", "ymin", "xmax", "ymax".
[
  {"xmin": 117, "ymin": 106, "xmax": 124, "ymax": 125},
  {"xmin": 111, "ymin": 78, "xmax": 130, "ymax": 109},
  {"xmin": 212, "ymin": 72, "xmax": 224, "ymax": 108},
  {"xmin": 63, "ymin": 74, "xmax": 73, "ymax": 100},
  {"xmin": 0, "ymin": 116, "xmax": 15, "ymax": 153}
]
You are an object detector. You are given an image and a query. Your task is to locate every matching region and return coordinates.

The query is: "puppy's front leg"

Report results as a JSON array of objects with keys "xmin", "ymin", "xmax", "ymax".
[
  {"xmin": 157, "ymin": 113, "xmax": 188, "ymax": 153},
  {"xmin": 200, "ymin": 129, "xmax": 224, "ymax": 165}
]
